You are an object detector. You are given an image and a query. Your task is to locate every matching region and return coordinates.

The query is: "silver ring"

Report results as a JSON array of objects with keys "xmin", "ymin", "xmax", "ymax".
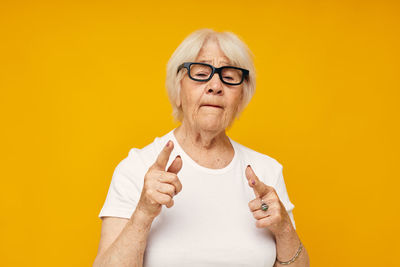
[{"xmin": 261, "ymin": 199, "xmax": 269, "ymax": 212}]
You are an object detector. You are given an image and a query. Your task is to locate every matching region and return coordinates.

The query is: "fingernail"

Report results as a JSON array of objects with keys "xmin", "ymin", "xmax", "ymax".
[
  {"xmin": 251, "ymin": 180, "xmax": 255, "ymax": 185},
  {"xmin": 247, "ymin": 165, "xmax": 250, "ymax": 168},
  {"xmin": 176, "ymin": 155, "xmax": 181, "ymax": 159},
  {"xmin": 166, "ymin": 140, "xmax": 171, "ymax": 147}
]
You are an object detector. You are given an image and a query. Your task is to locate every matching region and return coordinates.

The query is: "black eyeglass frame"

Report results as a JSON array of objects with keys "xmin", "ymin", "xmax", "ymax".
[{"xmin": 177, "ymin": 62, "xmax": 250, "ymax": 86}]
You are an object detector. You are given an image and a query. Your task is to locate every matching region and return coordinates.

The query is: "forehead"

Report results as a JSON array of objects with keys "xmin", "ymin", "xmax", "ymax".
[{"xmin": 195, "ymin": 39, "xmax": 231, "ymax": 65}]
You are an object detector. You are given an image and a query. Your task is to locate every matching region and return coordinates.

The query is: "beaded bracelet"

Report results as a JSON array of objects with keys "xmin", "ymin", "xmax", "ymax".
[{"xmin": 276, "ymin": 241, "xmax": 303, "ymax": 265}]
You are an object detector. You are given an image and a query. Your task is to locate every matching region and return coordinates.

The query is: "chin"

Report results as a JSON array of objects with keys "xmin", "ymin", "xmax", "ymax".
[{"xmin": 197, "ymin": 117, "xmax": 226, "ymax": 132}]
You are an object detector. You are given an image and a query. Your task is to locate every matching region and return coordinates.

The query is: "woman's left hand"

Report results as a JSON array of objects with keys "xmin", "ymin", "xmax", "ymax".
[{"xmin": 245, "ymin": 165, "xmax": 294, "ymax": 237}]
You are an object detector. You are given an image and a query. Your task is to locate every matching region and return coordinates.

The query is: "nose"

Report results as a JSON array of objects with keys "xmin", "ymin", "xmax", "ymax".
[{"xmin": 206, "ymin": 73, "xmax": 224, "ymax": 95}]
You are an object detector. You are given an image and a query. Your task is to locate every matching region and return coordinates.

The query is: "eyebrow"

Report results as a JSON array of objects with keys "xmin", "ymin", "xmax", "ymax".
[{"xmin": 198, "ymin": 59, "xmax": 230, "ymax": 65}]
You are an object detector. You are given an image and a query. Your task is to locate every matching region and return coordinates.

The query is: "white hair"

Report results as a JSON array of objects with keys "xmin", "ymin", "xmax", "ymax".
[{"xmin": 166, "ymin": 28, "xmax": 256, "ymax": 122}]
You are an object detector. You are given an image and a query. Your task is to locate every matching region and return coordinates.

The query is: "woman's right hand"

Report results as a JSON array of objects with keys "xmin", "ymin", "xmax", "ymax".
[{"xmin": 136, "ymin": 140, "xmax": 183, "ymax": 220}]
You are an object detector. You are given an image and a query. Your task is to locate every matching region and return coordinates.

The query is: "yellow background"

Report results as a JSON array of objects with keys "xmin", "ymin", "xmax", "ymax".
[{"xmin": 1, "ymin": 0, "xmax": 399, "ymax": 266}]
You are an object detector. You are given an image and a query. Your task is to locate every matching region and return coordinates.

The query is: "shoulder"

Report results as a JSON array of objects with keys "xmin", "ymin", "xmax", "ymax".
[
  {"xmin": 115, "ymin": 129, "xmax": 173, "ymax": 175},
  {"xmin": 231, "ymin": 138, "xmax": 283, "ymax": 186},
  {"xmin": 232, "ymin": 139, "xmax": 282, "ymax": 168}
]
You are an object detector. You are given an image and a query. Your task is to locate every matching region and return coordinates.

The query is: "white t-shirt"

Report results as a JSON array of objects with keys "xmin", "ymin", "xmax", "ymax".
[{"xmin": 99, "ymin": 128, "xmax": 296, "ymax": 267}]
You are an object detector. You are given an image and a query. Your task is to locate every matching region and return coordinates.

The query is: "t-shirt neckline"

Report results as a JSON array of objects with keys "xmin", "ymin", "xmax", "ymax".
[{"xmin": 167, "ymin": 128, "xmax": 238, "ymax": 175}]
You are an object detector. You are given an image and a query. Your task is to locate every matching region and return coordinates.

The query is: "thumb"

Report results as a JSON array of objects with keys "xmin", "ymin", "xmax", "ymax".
[{"xmin": 167, "ymin": 155, "xmax": 183, "ymax": 174}]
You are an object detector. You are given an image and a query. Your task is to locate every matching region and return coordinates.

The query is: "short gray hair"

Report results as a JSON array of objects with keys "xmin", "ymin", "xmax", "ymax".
[{"xmin": 166, "ymin": 28, "xmax": 256, "ymax": 122}]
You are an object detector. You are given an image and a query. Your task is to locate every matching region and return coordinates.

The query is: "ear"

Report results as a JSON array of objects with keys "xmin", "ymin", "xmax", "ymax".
[
  {"xmin": 235, "ymin": 89, "xmax": 245, "ymax": 118},
  {"xmin": 176, "ymin": 79, "xmax": 185, "ymax": 108},
  {"xmin": 175, "ymin": 92, "xmax": 181, "ymax": 108}
]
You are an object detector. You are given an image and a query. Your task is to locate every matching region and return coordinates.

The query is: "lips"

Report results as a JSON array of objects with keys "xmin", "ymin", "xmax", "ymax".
[{"xmin": 201, "ymin": 104, "xmax": 223, "ymax": 109}]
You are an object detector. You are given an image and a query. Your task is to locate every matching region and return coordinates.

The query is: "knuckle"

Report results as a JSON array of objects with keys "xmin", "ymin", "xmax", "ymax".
[
  {"xmin": 157, "ymin": 171, "xmax": 164, "ymax": 181},
  {"xmin": 177, "ymin": 182, "xmax": 183, "ymax": 193},
  {"xmin": 248, "ymin": 200, "xmax": 257, "ymax": 210},
  {"xmin": 162, "ymin": 171, "xmax": 173, "ymax": 182},
  {"xmin": 166, "ymin": 185, "xmax": 175, "ymax": 196},
  {"xmin": 171, "ymin": 173, "xmax": 178, "ymax": 181},
  {"xmin": 146, "ymin": 189, "xmax": 154, "ymax": 197},
  {"xmin": 170, "ymin": 188, "xmax": 176, "ymax": 197},
  {"xmin": 160, "ymin": 194, "xmax": 172, "ymax": 204},
  {"xmin": 165, "ymin": 172, "xmax": 175, "ymax": 182},
  {"xmin": 147, "ymin": 170, "xmax": 159, "ymax": 181}
]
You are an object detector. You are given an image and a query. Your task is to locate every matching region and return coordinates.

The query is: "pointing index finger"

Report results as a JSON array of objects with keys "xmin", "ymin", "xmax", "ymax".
[
  {"xmin": 246, "ymin": 165, "xmax": 273, "ymax": 198},
  {"xmin": 151, "ymin": 140, "xmax": 174, "ymax": 171}
]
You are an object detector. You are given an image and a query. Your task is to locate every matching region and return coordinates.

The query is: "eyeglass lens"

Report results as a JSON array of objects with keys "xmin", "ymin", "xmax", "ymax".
[{"xmin": 190, "ymin": 64, "xmax": 243, "ymax": 84}]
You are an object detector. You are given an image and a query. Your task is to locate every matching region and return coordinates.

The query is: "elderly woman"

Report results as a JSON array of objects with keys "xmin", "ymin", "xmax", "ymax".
[{"xmin": 94, "ymin": 29, "xmax": 310, "ymax": 267}]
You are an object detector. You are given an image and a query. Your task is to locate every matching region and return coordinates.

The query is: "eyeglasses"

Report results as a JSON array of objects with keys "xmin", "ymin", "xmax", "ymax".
[{"xmin": 177, "ymin": 62, "xmax": 249, "ymax": 86}]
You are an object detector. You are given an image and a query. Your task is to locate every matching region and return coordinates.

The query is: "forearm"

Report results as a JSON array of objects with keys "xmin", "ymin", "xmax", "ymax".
[
  {"xmin": 274, "ymin": 225, "xmax": 310, "ymax": 267},
  {"xmin": 93, "ymin": 209, "xmax": 154, "ymax": 267}
]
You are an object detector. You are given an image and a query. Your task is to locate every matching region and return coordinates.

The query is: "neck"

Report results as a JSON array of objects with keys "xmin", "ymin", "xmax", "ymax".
[
  {"xmin": 172, "ymin": 120, "xmax": 235, "ymax": 169},
  {"xmin": 173, "ymin": 120, "xmax": 231, "ymax": 152}
]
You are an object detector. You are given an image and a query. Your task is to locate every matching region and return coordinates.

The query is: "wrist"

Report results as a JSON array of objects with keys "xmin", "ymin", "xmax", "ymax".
[
  {"xmin": 274, "ymin": 224, "xmax": 302, "ymax": 264},
  {"xmin": 130, "ymin": 207, "xmax": 154, "ymax": 229},
  {"xmin": 276, "ymin": 240, "xmax": 304, "ymax": 265},
  {"xmin": 274, "ymin": 221, "xmax": 296, "ymax": 241}
]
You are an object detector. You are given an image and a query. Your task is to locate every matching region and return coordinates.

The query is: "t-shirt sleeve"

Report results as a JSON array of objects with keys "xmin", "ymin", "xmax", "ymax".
[
  {"xmin": 98, "ymin": 148, "xmax": 146, "ymax": 219},
  {"xmin": 274, "ymin": 164, "xmax": 296, "ymax": 230}
]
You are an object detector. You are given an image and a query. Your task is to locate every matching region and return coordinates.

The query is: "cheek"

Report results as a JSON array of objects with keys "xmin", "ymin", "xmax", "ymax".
[
  {"xmin": 228, "ymin": 91, "xmax": 243, "ymax": 110},
  {"xmin": 180, "ymin": 80, "xmax": 202, "ymax": 111},
  {"xmin": 180, "ymin": 79, "xmax": 192, "ymax": 105}
]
